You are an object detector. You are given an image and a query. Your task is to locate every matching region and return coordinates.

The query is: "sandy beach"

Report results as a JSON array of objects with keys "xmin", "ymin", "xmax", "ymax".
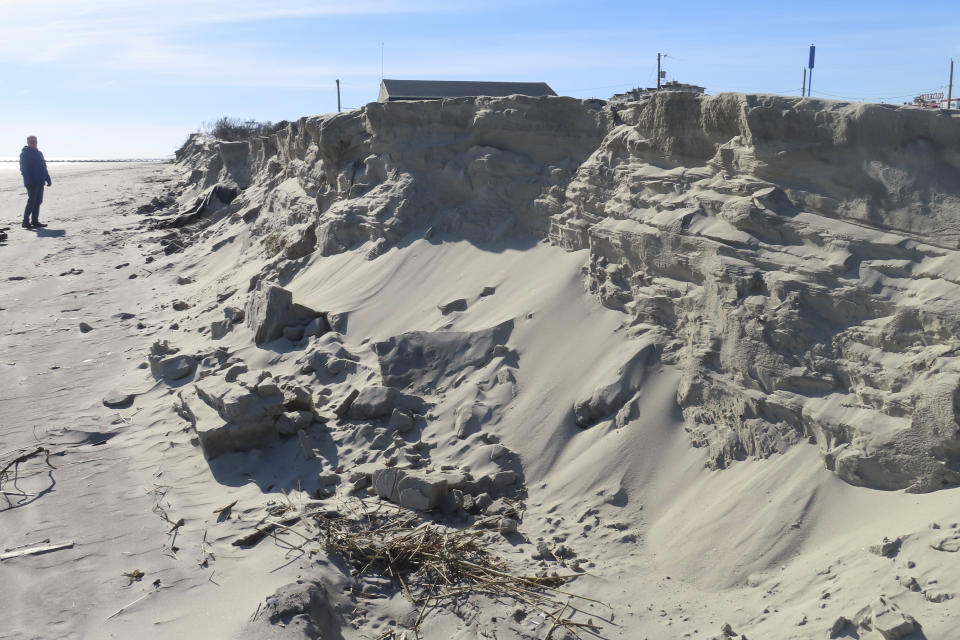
[{"xmin": 2, "ymin": 93, "xmax": 959, "ymax": 640}]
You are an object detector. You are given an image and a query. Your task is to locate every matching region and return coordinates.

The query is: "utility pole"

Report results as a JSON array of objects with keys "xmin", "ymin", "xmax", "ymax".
[
  {"xmin": 336, "ymin": 79, "xmax": 341, "ymax": 113},
  {"xmin": 657, "ymin": 52, "xmax": 662, "ymax": 90},
  {"xmin": 949, "ymin": 59, "xmax": 955, "ymax": 109},
  {"xmin": 802, "ymin": 68, "xmax": 807, "ymax": 97}
]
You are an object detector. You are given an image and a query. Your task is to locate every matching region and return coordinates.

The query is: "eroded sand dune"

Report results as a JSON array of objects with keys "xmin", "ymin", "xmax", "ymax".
[{"xmin": 3, "ymin": 94, "xmax": 960, "ymax": 640}]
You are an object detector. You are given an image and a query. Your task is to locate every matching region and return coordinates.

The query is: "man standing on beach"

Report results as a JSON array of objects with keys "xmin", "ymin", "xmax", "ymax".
[{"xmin": 19, "ymin": 135, "xmax": 51, "ymax": 229}]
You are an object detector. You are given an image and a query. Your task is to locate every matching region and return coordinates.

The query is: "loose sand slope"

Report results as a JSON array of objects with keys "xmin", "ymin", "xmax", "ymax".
[{"xmin": 2, "ymin": 93, "xmax": 959, "ymax": 640}]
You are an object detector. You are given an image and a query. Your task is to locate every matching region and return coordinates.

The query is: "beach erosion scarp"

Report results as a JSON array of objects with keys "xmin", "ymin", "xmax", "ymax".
[{"xmin": 3, "ymin": 93, "xmax": 960, "ymax": 640}]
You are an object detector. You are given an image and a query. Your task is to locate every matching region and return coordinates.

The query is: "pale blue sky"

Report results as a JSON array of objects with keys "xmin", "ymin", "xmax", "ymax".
[{"xmin": 2, "ymin": 0, "xmax": 959, "ymax": 158}]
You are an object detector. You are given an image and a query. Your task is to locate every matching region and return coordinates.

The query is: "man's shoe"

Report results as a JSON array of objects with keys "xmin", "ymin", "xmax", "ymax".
[
  {"xmin": 21, "ymin": 221, "xmax": 33, "ymax": 229},
  {"xmin": 31, "ymin": 222, "xmax": 47, "ymax": 228}
]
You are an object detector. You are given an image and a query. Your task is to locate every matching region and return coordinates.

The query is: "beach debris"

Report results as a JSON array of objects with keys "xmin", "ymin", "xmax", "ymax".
[
  {"xmin": 213, "ymin": 500, "xmax": 238, "ymax": 515},
  {"xmin": 122, "ymin": 569, "xmax": 145, "ymax": 584},
  {"xmin": 312, "ymin": 499, "xmax": 600, "ymax": 634},
  {"xmin": 0, "ymin": 540, "xmax": 74, "ymax": 561},
  {"xmin": 0, "ymin": 445, "xmax": 55, "ymax": 492},
  {"xmin": 78, "ymin": 322, "xmax": 94, "ymax": 333},
  {"xmin": 106, "ymin": 583, "xmax": 160, "ymax": 620}
]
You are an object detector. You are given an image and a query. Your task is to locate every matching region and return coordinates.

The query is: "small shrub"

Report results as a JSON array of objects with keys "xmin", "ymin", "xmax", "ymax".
[{"xmin": 203, "ymin": 117, "xmax": 275, "ymax": 141}]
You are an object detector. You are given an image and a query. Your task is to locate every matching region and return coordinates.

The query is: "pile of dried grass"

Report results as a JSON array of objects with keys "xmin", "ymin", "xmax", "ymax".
[{"xmin": 311, "ymin": 500, "xmax": 603, "ymax": 638}]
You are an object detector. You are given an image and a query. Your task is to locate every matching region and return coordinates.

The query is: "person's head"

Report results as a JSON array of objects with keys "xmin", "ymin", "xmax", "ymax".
[{"xmin": 26, "ymin": 136, "xmax": 37, "ymax": 149}]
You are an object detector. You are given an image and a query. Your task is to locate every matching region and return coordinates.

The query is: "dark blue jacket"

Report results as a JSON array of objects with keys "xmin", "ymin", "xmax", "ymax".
[{"xmin": 20, "ymin": 146, "xmax": 51, "ymax": 186}]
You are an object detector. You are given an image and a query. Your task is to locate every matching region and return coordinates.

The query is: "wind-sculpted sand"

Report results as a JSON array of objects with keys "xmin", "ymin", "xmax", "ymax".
[{"xmin": 2, "ymin": 94, "xmax": 959, "ymax": 640}]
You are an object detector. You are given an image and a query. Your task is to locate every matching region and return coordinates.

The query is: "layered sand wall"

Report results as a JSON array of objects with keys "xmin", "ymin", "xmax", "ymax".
[{"xmin": 170, "ymin": 92, "xmax": 960, "ymax": 493}]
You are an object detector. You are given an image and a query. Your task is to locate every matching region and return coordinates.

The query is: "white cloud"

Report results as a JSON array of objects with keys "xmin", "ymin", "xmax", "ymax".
[{"xmin": 0, "ymin": 0, "xmax": 511, "ymax": 62}]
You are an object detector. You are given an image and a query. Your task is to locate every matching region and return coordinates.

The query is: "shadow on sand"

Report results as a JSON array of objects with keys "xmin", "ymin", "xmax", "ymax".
[{"xmin": 31, "ymin": 227, "xmax": 66, "ymax": 238}]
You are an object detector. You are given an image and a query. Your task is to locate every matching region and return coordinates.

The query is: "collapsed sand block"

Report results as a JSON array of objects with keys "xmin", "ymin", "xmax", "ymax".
[
  {"xmin": 388, "ymin": 408, "xmax": 414, "ymax": 433},
  {"xmin": 180, "ymin": 375, "xmax": 306, "ymax": 458},
  {"xmin": 340, "ymin": 385, "xmax": 426, "ymax": 422},
  {"xmin": 210, "ymin": 306, "xmax": 245, "ymax": 340},
  {"xmin": 859, "ymin": 596, "xmax": 917, "ymax": 640},
  {"xmin": 237, "ymin": 579, "xmax": 343, "ymax": 640},
  {"xmin": 282, "ymin": 223, "xmax": 317, "ymax": 260},
  {"xmin": 246, "ymin": 282, "xmax": 328, "ymax": 345},
  {"xmin": 176, "ymin": 386, "xmax": 278, "ymax": 459},
  {"xmin": 374, "ymin": 320, "xmax": 514, "ymax": 391},
  {"xmin": 454, "ymin": 403, "xmax": 484, "ymax": 439},
  {"xmin": 573, "ymin": 343, "xmax": 657, "ymax": 428},
  {"xmin": 372, "ymin": 468, "xmax": 449, "ymax": 511},
  {"xmin": 276, "ymin": 411, "xmax": 313, "ymax": 435},
  {"xmin": 147, "ymin": 339, "xmax": 197, "ymax": 382},
  {"xmin": 221, "ymin": 385, "xmax": 285, "ymax": 426},
  {"xmin": 150, "ymin": 354, "xmax": 196, "ymax": 382},
  {"xmin": 346, "ymin": 386, "xmax": 397, "ymax": 420},
  {"xmin": 371, "ymin": 467, "xmax": 519, "ymax": 512}
]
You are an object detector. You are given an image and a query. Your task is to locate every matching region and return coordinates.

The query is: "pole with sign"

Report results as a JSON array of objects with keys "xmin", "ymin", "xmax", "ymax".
[{"xmin": 807, "ymin": 45, "xmax": 815, "ymax": 97}]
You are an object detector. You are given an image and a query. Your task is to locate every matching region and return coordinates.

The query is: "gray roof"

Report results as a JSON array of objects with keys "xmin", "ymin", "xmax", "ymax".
[{"xmin": 378, "ymin": 79, "xmax": 556, "ymax": 102}]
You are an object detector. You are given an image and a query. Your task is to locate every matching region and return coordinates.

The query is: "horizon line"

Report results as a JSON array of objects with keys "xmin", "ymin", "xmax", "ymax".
[{"xmin": 0, "ymin": 158, "xmax": 172, "ymax": 163}]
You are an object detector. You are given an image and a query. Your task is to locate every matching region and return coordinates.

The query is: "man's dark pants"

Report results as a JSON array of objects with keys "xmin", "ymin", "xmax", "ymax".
[{"xmin": 23, "ymin": 184, "xmax": 44, "ymax": 225}]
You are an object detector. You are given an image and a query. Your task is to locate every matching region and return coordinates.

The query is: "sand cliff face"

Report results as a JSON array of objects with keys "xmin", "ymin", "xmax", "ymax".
[{"xmin": 174, "ymin": 92, "xmax": 960, "ymax": 493}]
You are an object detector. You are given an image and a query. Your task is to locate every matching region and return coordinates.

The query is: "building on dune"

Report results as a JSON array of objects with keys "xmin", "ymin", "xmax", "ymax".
[{"xmin": 378, "ymin": 79, "xmax": 557, "ymax": 102}]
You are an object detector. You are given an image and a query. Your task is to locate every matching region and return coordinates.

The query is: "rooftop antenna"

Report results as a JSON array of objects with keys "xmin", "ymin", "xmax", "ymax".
[{"xmin": 381, "ymin": 41, "xmax": 384, "ymax": 80}]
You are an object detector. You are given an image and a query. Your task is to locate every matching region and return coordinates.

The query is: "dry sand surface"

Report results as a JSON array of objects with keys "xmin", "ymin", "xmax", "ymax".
[{"xmin": 2, "ymin": 93, "xmax": 960, "ymax": 640}]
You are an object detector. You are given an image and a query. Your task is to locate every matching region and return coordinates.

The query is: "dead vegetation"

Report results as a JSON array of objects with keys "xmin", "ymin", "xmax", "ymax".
[
  {"xmin": 242, "ymin": 498, "xmax": 606, "ymax": 638},
  {"xmin": 0, "ymin": 445, "xmax": 55, "ymax": 494}
]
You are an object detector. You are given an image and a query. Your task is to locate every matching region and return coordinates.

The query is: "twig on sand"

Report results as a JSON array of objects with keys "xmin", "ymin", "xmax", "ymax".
[
  {"xmin": 213, "ymin": 500, "xmax": 237, "ymax": 514},
  {"xmin": 544, "ymin": 602, "xmax": 569, "ymax": 640},
  {"xmin": 4, "ymin": 538, "xmax": 50, "ymax": 553},
  {"xmin": 106, "ymin": 585, "xmax": 160, "ymax": 620},
  {"xmin": 0, "ymin": 541, "xmax": 74, "ymax": 561}
]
